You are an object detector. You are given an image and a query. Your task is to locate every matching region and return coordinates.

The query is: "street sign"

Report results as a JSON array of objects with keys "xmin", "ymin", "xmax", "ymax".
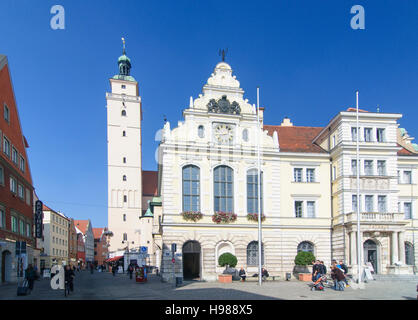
[
  {"xmin": 35, "ymin": 200, "xmax": 43, "ymax": 238},
  {"xmin": 140, "ymin": 246, "xmax": 148, "ymax": 253}
]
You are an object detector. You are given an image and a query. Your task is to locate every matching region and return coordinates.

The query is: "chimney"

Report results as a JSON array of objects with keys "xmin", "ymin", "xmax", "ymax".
[{"xmin": 281, "ymin": 117, "xmax": 293, "ymax": 127}]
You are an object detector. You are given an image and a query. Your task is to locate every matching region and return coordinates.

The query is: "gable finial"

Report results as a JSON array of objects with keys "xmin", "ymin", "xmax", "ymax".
[
  {"xmin": 218, "ymin": 48, "xmax": 228, "ymax": 62},
  {"xmin": 121, "ymin": 37, "xmax": 126, "ymax": 55}
]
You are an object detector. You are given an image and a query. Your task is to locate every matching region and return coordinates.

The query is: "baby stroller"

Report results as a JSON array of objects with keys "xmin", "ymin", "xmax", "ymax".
[{"xmin": 310, "ymin": 274, "xmax": 327, "ymax": 291}]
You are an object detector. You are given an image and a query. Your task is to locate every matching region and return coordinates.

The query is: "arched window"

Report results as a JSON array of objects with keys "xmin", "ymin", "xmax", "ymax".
[
  {"xmin": 182, "ymin": 165, "xmax": 200, "ymax": 212},
  {"xmin": 214, "ymin": 166, "xmax": 234, "ymax": 212},
  {"xmin": 247, "ymin": 169, "xmax": 263, "ymax": 214},
  {"xmin": 247, "ymin": 241, "xmax": 264, "ymax": 266},
  {"xmin": 297, "ymin": 241, "xmax": 314, "ymax": 253},
  {"xmin": 405, "ymin": 242, "xmax": 414, "ymax": 265},
  {"xmin": 121, "ymin": 110, "xmax": 127, "ymax": 116},
  {"xmin": 242, "ymin": 129, "xmax": 249, "ymax": 142},
  {"xmin": 198, "ymin": 125, "xmax": 205, "ymax": 138},
  {"xmin": 123, "ymin": 175, "xmax": 127, "ymax": 181}
]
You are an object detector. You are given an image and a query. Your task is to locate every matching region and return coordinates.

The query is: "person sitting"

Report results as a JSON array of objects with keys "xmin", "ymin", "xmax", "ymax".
[
  {"xmin": 261, "ymin": 267, "xmax": 269, "ymax": 281},
  {"xmin": 238, "ymin": 267, "xmax": 246, "ymax": 282}
]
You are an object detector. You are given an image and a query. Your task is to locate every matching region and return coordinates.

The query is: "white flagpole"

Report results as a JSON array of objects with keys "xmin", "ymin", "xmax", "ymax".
[
  {"xmin": 257, "ymin": 87, "xmax": 262, "ymax": 286},
  {"xmin": 356, "ymin": 90, "xmax": 362, "ymax": 284}
]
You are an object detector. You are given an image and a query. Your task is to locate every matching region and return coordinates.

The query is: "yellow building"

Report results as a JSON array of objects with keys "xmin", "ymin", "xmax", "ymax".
[{"xmin": 41, "ymin": 204, "xmax": 70, "ymax": 269}]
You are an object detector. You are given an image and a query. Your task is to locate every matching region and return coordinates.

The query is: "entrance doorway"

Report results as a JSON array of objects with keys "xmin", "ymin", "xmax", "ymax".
[
  {"xmin": 1, "ymin": 250, "xmax": 12, "ymax": 283},
  {"xmin": 363, "ymin": 239, "xmax": 378, "ymax": 274},
  {"xmin": 182, "ymin": 241, "xmax": 201, "ymax": 280}
]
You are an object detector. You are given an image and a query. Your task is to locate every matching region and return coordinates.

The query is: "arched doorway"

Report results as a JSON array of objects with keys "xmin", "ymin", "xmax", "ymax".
[
  {"xmin": 182, "ymin": 241, "xmax": 201, "ymax": 280},
  {"xmin": 1, "ymin": 250, "xmax": 12, "ymax": 283},
  {"xmin": 363, "ymin": 239, "xmax": 378, "ymax": 274}
]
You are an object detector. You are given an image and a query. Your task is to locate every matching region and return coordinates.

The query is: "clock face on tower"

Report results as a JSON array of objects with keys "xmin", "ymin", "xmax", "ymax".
[{"xmin": 213, "ymin": 123, "xmax": 234, "ymax": 145}]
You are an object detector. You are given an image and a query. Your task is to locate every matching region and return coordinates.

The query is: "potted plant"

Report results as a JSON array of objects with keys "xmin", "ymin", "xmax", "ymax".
[
  {"xmin": 212, "ymin": 211, "xmax": 237, "ymax": 224},
  {"xmin": 218, "ymin": 253, "xmax": 238, "ymax": 283},
  {"xmin": 246, "ymin": 213, "xmax": 266, "ymax": 222},
  {"xmin": 293, "ymin": 251, "xmax": 315, "ymax": 281},
  {"xmin": 181, "ymin": 211, "xmax": 203, "ymax": 222}
]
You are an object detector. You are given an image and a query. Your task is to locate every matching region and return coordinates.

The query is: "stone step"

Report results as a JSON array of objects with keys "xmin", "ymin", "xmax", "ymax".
[{"xmin": 372, "ymin": 274, "xmax": 418, "ymax": 281}]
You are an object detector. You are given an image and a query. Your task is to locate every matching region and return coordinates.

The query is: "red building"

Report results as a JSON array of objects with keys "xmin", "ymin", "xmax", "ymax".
[
  {"xmin": 93, "ymin": 227, "xmax": 110, "ymax": 266},
  {"xmin": 0, "ymin": 55, "xmax": 38, "ymax": 283},
  {"xmin": 76, "ymin": 231, "xmax": 85, "ymax": 268}
]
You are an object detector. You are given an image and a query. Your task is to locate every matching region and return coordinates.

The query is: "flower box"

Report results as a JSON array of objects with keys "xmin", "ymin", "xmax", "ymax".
[
  {"xmin": 298, "ymin": 273, "xmax": 312, "ymax": 282},
  {"xmin": 218, "ymin": 274, "xmax": 232, "ymax": 283},
  {"xmin": 181, "ymin": 211, "xmax": 203, "ymax": 222},
  {"xmin": 212, "ymin": 211, "xmax": 237, "ymax": 224},
  {"xmin": 247, "ymin": 213, "xmax": 266, "ymax": 222}
]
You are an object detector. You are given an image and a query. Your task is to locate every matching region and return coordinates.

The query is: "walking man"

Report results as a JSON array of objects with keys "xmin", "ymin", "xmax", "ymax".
[
  {"xmin": 24, "ymin": 264, "xmax": 36, "ymax": 294},
  {"xmin": 338, "ymin": 260, "xmax": 349, "ymax": 287}
]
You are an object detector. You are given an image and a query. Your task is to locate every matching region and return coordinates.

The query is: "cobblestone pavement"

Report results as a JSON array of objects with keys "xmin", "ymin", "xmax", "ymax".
[{"xmin": 0, "ymin": 270, "xmax": 416, "ymax": 300}]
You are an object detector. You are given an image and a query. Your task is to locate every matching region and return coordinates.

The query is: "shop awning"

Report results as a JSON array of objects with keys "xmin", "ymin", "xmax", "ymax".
[{"xmin": 105, "ymin": 256, "xmax": 123, "ymax": 263}]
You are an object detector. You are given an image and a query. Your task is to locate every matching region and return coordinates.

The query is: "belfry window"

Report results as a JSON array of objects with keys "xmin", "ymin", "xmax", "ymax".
[
  {"xmin": 214, "ymin": 166, "xmax": 234, "ymax": 213},
  {"xmin": 182, "ymin": 165, "xmax": 200, "ymax": 212}
]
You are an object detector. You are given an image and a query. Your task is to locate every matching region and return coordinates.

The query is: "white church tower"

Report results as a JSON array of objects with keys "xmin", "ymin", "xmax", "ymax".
[{"xmin": 106, "ymin": 39, "xmax": 143, "ymax": 254}]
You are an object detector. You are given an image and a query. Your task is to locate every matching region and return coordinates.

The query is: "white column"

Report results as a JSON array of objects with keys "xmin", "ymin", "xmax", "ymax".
[
  {"xmin": 398, "ymin": 232, "xmax": 405, "ymax": 265},
  {"xmin": 391, "ymin": 232, "xmax": 399, "ymax": 264},
  {"xmin": 350, "ymin": 231, "xmax": 357, "ymax": 265}
]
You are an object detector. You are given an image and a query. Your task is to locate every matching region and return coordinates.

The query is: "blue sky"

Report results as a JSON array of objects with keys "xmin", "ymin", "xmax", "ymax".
[{"xmin": 1, "ymin": 0, "xmax": 417, "ymax": 228}]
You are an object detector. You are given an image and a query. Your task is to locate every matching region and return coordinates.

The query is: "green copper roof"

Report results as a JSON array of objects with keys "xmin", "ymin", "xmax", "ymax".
[
  {"xmin": 412, "ymin": 143, "xmax": 418, "ymax": 152},
  {"xmin": 118, "ymin": 54, "xmax": 131, "ymax": 63},
  {"xmin": 144, "ymin": 207, "xmax": 153, "ymax": 217},
  {"xmin": 400, "ymin": 128, "xmax": 406, "ymax": 136},
  {"xmin": 151, "ymin": 196, "xmax": 162, "ymax": 204},
  {"xmin": 112, "ymin": 74, "xmax": 136, "ymax": 82}
]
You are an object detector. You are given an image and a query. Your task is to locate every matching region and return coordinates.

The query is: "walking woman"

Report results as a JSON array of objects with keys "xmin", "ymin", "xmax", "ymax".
[{"xmin": 25, "ymin": 264, "xmax": 36, "ymax": 294}]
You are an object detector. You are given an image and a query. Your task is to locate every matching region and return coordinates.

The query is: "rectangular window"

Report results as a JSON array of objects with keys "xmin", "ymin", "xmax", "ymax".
[
  {"xmin": 306, "ymin": 169, "xmax": 315, "ymax": 182},
  {"xmin": 18, "ymin": 184, "xmax": 24, "ymax": 199},
  {"xmin": 4, "ymin": 104, "xmax": 10, "ymax": 122},
  {"xmin": 364, "ymin": 160, "xmax": 373, "ymax": 176},
  {"xmin": 10, "ymin": 177, "xmax": 17, "ymax": 193},
  {"xmin": 25, "ymin": 188, "xmax": 31, "ymax": 205},
  {"xmin": 295, "ymin": 201, "xmax": 303, "ymax": 218},
  {"xmin": 123, "ymin": 233, "xmax": 127, "ymax": 241},
  {"xmin": 404, "ymin": 202, "xmax": 412, "ymax": 219},
  {"xmin": 377, "ymin": 160, "xmax": 386, "ymax": 176},
  {"xmin": 123, "ymin": 214, "xmax": 126, "ymax": 221},
  {"xmin": 26, "ymin": 223, "xmax": 31, "ymax": 237},
  {"xmin": 123, "ymin": 195, "xmax": 127, "ymax": 202},
  {"xmin": 294, "ymin": 168, "xmax": 302, "ymax": 182},
  {"xmin": 365, "ymin": 195, "xmax": 374, "ymax": 212},
  {"xmin": 378, "ymin": 196, "xmax": 387, "ymax": 213},
  {"xmin": 352, "ymin": 195, "xmax": 359, "ymax": 212},
  {"xmin": 403, "ymin": 171, "xmax": 412, "ymax": 184},
  {"xmin": 376, "ymin": 128, "xmax": 385, "ymax": 142},
  {"xmin": 0, "ymin": 165, "xmax": 4, "ymax": 185},
  {"xmin": 0, "ymin": 208, "xmax": 5, "ymax": 228},
  {"xmin": 307, "ymin": 201, "xmax": 315, "ymax": 218},
  {"xmin": 332, "ymin": 166, "xmax": 337, "ymax": 180},
  {"xmin": 332, "ymin": 135, "xmax": 336, "ymax": 148},
  {"xmin": 364, "ymin": 128, "xmax": 372, "ymax": 142},
  {"xmin": 11, "ymin": 216, "xmax": 18, "ymax": 233},
  {"xmin": 19, "ymin": 156, "xmax": 25, "ymax": 172},
  {"xmin": 53, "ymin": 248, "xmax": 55, "ymax": 255},
  {"xmin": 19, "ymin": 220, "xmax": 25, "ymax": 235},
  {"xmin": 11, "ymin": 147, "xmax": 18, "ymax": 164},
  {"xmin": 351, "ymin": 127, "xmax": 358, "ymax": 142},
  {"xmin": 3, "ymin": 137, "xmax": 10, "ymax": 157},
  {"xmin": 351, "ymin": 160, "xmax": 358, "ymax": 176},
  {"xmin": 397, "ymin": 170, "xmax": 400, "ymax": 183}
]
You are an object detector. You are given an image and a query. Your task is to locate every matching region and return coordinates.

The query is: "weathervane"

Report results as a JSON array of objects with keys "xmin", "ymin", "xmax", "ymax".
[
  {"xmin": 122, "ymin": 37, "xmax": 126, "ymax": 54},
  {"xmin": 219, "ymin": 48, "xmax": 228, "ymax": 62}
]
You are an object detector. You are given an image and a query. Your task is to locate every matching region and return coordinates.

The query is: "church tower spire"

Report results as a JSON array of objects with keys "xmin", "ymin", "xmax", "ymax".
[{"xmin": 113, "ymin": 37, "xmax": 135, "ymax": 81}]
